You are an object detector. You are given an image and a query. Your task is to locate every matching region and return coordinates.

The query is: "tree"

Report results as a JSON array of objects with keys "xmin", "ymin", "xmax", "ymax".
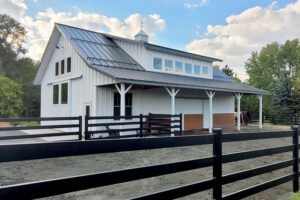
[
  {"xmin": 222, "ymin": 65, "xmax": 234, "ymax": 77},
  {"xmin": 0, "ymin": 14, "xmax": 26, "ymax": 75},
  {"xmin": 6, "ymin": 58, "xmax": 40, "ymax": 116},
  {"xmin": 0, "ymin": 76, "xmax": 23, "ymax": 117},
  {"xmin": 0, "ymin": 14, "xmax": 40, "ymax": 117},
  {"xmin": 244, "ymin": 39, "xmax": 300, "ymax": 115}
]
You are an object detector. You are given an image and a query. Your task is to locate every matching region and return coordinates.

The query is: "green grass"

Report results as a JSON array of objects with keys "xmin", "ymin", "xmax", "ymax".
[
  {"xmin": 288, "ymin": 192, "xmax": 300, "ymax": 200},
  {"xmin": 12, "ymin": 121, "xmax": 39, "ymax": 127}
]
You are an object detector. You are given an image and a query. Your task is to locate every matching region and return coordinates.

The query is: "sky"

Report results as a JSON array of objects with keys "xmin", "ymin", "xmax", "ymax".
[{"xmin": 0, "ymin": 0, "xmax": 299, "ymax": 80}]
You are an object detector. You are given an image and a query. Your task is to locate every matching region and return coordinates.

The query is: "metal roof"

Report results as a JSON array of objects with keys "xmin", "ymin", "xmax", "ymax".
[
  {"xmin": 55, "ymin": 23, "xmax": 269, "ymax": 95},
  {"xmin": 93, "ymin": 65, "xmax": 269, "ymax": 94},
  {"xmin": 145, "ymin": 43, "xmax": 222, "ymax": 63},
  {"xmin": 57, "ymin": 23, "xmax": 144, "ymax": 71}
]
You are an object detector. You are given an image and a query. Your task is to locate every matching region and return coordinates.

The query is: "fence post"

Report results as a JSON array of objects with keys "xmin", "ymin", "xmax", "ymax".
[
  {"xmin": 213, "ymin": 128, "xmax": 222, "ymax": 200},
  {"xmin": 292, "ymin": 125, "xmax": 299, "ymax": 193},
  {"xmin": 85, "ymin": 115, "xmax": 89, "ymax": 140},
  {"xmin": 78, "ymin": 116, "xmax": 82, "ymax": 140},
  {"xmin": 139, "ymin": 114, "xmax": 143, "ymax": 138},
  {"xmin": 179, "ymin": 113, "xmax": 183, "ymax": 136}
]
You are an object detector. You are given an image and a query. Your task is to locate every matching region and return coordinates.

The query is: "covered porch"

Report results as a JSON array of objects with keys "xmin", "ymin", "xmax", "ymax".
[{"xmin": 99, "ymin": 82, "xmax": 266, "ymax": 134}]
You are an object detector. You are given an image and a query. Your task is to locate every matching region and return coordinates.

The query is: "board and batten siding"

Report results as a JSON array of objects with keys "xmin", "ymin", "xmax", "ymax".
[
  {"xmin": 114, "ymin": 39, "xmax": 213, "ymax": 79},
  {"xmin": 40, "ymin": 34, "xmax": 115, "ymax": 124}
]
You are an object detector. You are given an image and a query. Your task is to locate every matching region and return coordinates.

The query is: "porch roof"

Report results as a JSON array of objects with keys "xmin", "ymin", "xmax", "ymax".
[{"xmin": 95, "ymin": 65, "xmax": 269, "ymax": 95}]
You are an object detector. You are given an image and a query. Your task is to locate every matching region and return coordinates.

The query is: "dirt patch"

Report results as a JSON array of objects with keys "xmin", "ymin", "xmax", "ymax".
[
  {"xmin": 0, "ymin": 122, "xmax": 12, "ymax": 127},
  {"xmin": 0, "ymin": 126, "xmax": 294, "ymax": 200}
]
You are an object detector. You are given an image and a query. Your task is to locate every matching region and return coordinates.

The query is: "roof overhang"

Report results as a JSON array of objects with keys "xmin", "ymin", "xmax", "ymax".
[{"xmin": 115, "ymin": 78, "xmax": 270, "ymax": 95}]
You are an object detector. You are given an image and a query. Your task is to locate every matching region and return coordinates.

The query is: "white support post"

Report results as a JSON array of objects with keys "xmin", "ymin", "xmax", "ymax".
[
  {"xmin": 115, "ymin": 83, "xmax": 132, "ymax": 135},
  {"xmin": 235, "ymin": 93, "xmax": 243, "ymax": 132},
  {"xmin": 165, "ymin": 87, "xmax": 180, "ymax": 136},
  {"xmin": 258, "ymin": 95, "xmax": 263, "ymax": 129},
  {"xmin": 206, "ymin": 91, "xmax": 216, "ymax": 134}
]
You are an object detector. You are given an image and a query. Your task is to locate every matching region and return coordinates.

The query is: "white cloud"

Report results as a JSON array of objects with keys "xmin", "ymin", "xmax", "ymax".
[
  {"xmin": 184, "ymin": 0, "xmax": 210, "ymax": 8},
  {"xmin": 0, "ymin": 0, "xmax": 27, "ymax": 19},
  {"xmin": 186, "ymin": 0, "xmax": 300, "ymax": 80},
  {"xmin": 16, "ymin": 8, "xmax": 165, "ymax": 60}
]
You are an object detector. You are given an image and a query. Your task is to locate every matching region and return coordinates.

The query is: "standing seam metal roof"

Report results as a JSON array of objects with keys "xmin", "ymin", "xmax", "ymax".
[{"xmin": 56, "ymin": 23, "xmax": 269, "ymax": 95}]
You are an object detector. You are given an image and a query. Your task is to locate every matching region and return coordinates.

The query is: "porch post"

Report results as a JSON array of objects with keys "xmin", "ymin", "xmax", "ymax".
[
  {"xmin": 258, "ymin": 95, "xmax": 263, "ymax": 129},
  {"xmin": 165, "ymin": 87, "xmax": 180, "ymax": 136},
  {"xmin": 115, "ymin": 83, "xmax": 132, "ymax": 135},
  {"xmin": 206, "ymin": 91, "xmax": 216, "ymax": 134},
  {"xmin": 235, "ymin": 93, "xmax": 242, "ymax": 132}
]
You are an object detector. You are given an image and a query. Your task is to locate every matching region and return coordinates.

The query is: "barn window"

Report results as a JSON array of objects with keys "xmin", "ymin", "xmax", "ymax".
[
  {"xmin": 165, "ymin": 59, "xmax": 173, "ymax": 71},
  {"xmin": 203, "ymin": 66, "xmax": 209, "ymax": 74},
  {"xmin": 55, "ymin": 62, "xmax": 59, "ymax": 76},
  {"xmin": 153, "ymin": 58, "xmax": 162, "ymax": 70},
  {"xmin": 53, "ymin": 84, "xmax": 59, "ymax": 104},
  {"xmin": 113, "ymin": 93, "xmax": 132, "ymax": 120},
  {"xmin": 185, "ymin": 63, "xmax": 192, "ymax": 74},
  {"xmin": 67, "ymin": 57, "xmax": 71, "ymax": 73},
  {"xmin": 175, "ymin": 61, "xmax": 183, "ymax": 72},
  {"xmin": 61, "ymin": 60, "xmax": 65, "ymax": 74},
  {"xmin": 194, "ymin": 65, "xmax": 201, "ymax": 75},
  {"xmin": 61, "ymin": 83, "xmax": 68, "ymax": 104}
]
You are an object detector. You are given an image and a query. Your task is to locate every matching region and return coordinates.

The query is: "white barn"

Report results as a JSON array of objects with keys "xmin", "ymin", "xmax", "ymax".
[{"xmin": 34, "ymin": 23, "xmax": 268, "ymax": 134}]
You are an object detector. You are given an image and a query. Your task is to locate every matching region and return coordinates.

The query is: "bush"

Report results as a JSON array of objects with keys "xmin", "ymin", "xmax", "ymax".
[{"xmin": 0, "ymin": 76, "xmax": 23, "ymax": 117}]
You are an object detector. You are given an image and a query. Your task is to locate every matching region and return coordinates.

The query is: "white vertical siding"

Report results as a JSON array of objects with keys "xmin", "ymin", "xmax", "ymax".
[
  {"xmin": 114, "ymin": 39, "xmax": 214, "ymax": 79},
  {"xmin": 40, "ymin": 34, "xmax": 115, "ymax": 121}
]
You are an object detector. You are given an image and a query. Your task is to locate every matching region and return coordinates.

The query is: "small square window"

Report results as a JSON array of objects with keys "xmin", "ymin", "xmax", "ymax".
[
  {"xmin": 53, "ymin": 85, "xmax": 59, "ymax": 104},
  {"xmin": 67, "ymin": 57, "xmax": 71, "ymax": 73},
  {"xmin": 175, "ymin": 61, "xmax": 183, "ymax": 72},
  {"xmin": 61, "ymin": 83, "xmax": 68, "ymax": 104},
  {"xmin": 165, "ymin": 60, "xmax": 173, "ymax": 71},
  {"xmin": 203, "ymin": 66, "xmax": 209, "ymax": 74},
  {"xmin": 61, "ymin": 60, "xmax": 65, "ymax": 74},
  {"xmin": 55, "ymin": 62, "xmax": 59, "ymax": 76},
  {"xmin": 194, "ymin": 65, "xmax": 201, "ymax": 75},
  {"xmin": 153, "ymin": 58, "xmax": 162, "ymax": 70},
  {"xmin": 185, "ymin": 63, "xmax": 192, "ymax": 74}
]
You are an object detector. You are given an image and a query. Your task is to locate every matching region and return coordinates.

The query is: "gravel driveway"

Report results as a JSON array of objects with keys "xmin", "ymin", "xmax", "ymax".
[{"xmin": 0, "ymin": 125, "xmax": 295, "ymax": 200}]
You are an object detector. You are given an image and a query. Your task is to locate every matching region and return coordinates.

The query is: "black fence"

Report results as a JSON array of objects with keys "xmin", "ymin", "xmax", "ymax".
[
  {"xmin": 85, "ymin": 113, "xmax": 182, "ymax": 140},
  {"xmin": 249, "ymin": 114, "xmax": 300, "ymax": 125},
  {"xmin": 0, "ymin": 116, "xmax": 82, "ymax": 141},
  {"xmin": 0, "ymin": 126, "xmax": 299, "ymax": 199}
]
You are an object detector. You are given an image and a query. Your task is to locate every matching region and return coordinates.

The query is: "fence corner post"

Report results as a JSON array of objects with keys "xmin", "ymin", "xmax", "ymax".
[
  {"xmin": 139, "ymin": 114, "xmax": 143, "ymax": 138},
  {"xmin": 78, "ymin": 116, "xmax": 82, "ymax": 140},
  {"xmin": 213, "ymin": 128, "xmax": 222, "ymax": 200},
  {"xmin": 292, "ymin": 125, "xmax": 299, "ymax": 193}
]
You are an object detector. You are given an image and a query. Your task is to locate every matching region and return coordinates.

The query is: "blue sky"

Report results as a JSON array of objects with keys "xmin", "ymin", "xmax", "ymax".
[
  {"xmin": 1, "ymin": 0, "xmax": 299, "ymax": 79},
  {"xmin": 23, "ymin": 0, "xmax": 295, "ymax": 50}
]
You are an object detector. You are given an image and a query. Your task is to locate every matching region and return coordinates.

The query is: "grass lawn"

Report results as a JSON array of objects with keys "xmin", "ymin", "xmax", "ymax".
[{"xmin": 288, "ymin": 192, "xmax": 300, "ymax": 200}]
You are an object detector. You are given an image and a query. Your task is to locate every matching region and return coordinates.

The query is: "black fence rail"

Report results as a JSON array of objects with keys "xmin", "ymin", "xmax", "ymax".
[
  {"xmin": 85, "ymin": 113, "xmax": 182, "ymax": 140},
  {"xmin": 0, "ymin": 116, "xmax": 82, "ymax": 141},
  {"xmin": 249, "ymin": 114, "xmax": 300, "ymax": 125},
  {"xmin": 0, "ymin": 126, "xmax": 299, "ymax": 199}
]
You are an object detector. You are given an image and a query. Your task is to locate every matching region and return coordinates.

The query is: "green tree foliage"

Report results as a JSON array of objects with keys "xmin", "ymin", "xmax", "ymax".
[
  {"xmin": 243, "ymin": 39, "xmax": 300, "ymax": 115},
  {"xmin": 0, "ymin": 14, "xmax": 40, "ymax": 117},
  {"xmin": 0, "ymin": 76, "xmax": 23, "ymax": 117},
  {"xmin": 222, "ymin": 65, "xmax": 234, "ymax": 77}
]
